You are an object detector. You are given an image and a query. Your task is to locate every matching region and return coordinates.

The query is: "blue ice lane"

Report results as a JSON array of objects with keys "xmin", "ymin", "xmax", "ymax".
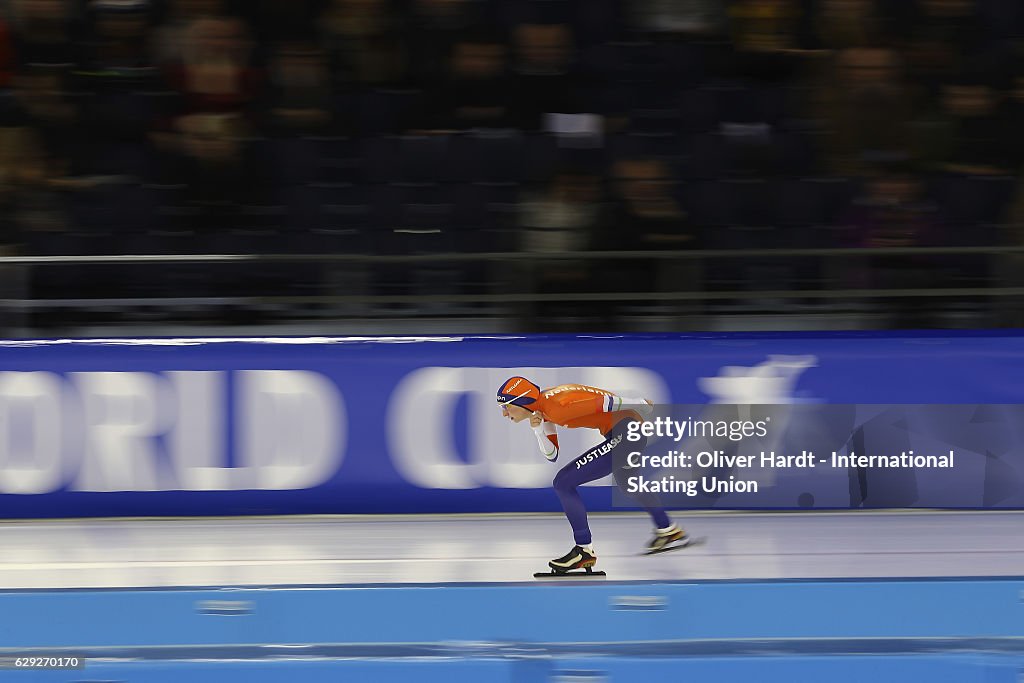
[
  {"xmin": 0, "ymin": 659, "xmax": 521, "ymax": 683},
  {"xmin": 0, "ymin": 654, "xmax": 1021, "ymax": 683},
  {"xmin": 1, "ymin": 579, "xmax": 1023, "ymax": 649}
]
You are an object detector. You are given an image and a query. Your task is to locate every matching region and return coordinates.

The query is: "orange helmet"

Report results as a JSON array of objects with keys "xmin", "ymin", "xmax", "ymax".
[{"xmin": 496, "ymin": 376, "xmax": 540, "ymax": 409}]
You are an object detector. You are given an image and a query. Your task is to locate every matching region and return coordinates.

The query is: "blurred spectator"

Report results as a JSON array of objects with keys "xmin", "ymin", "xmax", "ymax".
[
  {"xmin": 730, "ymin": 0, "xmax": 801, "ymax": 53},
  {"xmin": 900, "ymin": 2, "xmax": 978, "ymax": 98},
  {"xmin": 844, "ymin": 166, "xmax": 938, "ymax": 249},
  {"xmin": 606, "ymin": 157, "xmax": 695, "ymax": 251},
  {"xmin": 815, "ymin": 46, "xmax": 913, "ymax": 175},
  {"xmin": 9, "ymin": 0, "xmax": 78, "ymax": 67},
  {"xmin": 403, "ymin": 0, "xmax": 484, "ymax": 85},
  {"xmin": 913, "ymin": 0, "xmax": 992, "ymax": 66},
  {"xmin": 416, "ymin": 34, "xmax": 514, "ymax": 132},
  {"xmin": 319, "ymin": 0, "xmax": 405, "ymax": 89},
  {"xmin": 510, "ymin": 22, "xmax": 597, "ymax": 132},
  {"xmin": 520, "ymin": 166, "xmax": 601, "ymax": 255},
  {"xmin": 2, "ymin": 125, "xmax": 93, "ymax": 240},
  {"xmin": 728, "ymin": 0, "xmax": 819, "ymax": 82},
  {"xmin": 164, "ymin": 112, "xmax": 264, "ymax": 230},
  {"xmin": 818, "ymin": 0, "xmax": 920, "ymax": 47},
  {"xmin": 164, "ymin": 14, "xmax": 260, "ymax": 117},
  {"xmin": 152, "ymin": 0, "xmax": 224, "ymax": 67},
  {"xmin": 81, "ymin": 0, "xmax": 152, "ymax": 71},
  {"xmin": 262, "ymin": 40, "xmax": 331, "ymax": 134},
  {"xmin": 816, "ymin": 0, "xmax": 883, "ymax": 50},
  {"xmin": 77, "ymin": 0, "xmax": 160, "ymax": 146},
  {"xmin": 519, "ymin": 165, "xmax": 603, "ymax": 330},
  {"xmin": 842, "ymin": 163, "xmax": 942, "ymax": 326},
  {"xmin": 4, "ymin": 65, "xmax": 81, "ymax": 165},
  {"xmin": 915, "ymin": 74, "xmax": 1017, "ymax": 175},
  {"xmin": 593, "ymin": 156, "xmax": 699, "ymax": 326}
]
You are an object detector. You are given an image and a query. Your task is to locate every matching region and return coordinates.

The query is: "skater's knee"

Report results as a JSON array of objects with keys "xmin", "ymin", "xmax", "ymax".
[
  {"xmin": 552, "ymin": 468, "xmax": 577, "ymax": 493},
  {"xmin": 611, "ymin": 465, "xmax": 629, "ymax": 489}
]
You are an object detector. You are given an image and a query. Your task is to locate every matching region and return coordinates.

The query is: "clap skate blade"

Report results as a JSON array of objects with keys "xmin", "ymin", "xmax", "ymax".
[
  {"xmin": 534, "ymin": 565, "xmax": 606, "ymax": 578},
  {"xmin": 642, "ymin": 535, "xmax": 706, "ymax": 556}
]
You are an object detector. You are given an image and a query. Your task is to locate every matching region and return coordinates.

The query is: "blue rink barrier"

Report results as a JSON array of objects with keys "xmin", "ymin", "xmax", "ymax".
[
  {"xmin": 2, "ymin": 331, "xmax": 1024, "ymax": 516},
  {"xmin": 2, "ymin": 578, "xmax": 1023, "ymax": 682}
]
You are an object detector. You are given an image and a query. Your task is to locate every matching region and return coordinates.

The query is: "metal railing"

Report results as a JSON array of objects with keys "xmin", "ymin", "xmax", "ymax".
[{"xmin": 0, "ymin": 243, "xmax": 1020, "ymax": 329}]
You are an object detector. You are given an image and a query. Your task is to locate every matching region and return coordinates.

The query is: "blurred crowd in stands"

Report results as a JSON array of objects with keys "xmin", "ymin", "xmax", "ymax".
[{"xmin": 0, "ymin": 0, "xmax": 1022, "ymax": 329}]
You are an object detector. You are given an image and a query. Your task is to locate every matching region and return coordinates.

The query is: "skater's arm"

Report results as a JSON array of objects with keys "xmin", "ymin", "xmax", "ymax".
[
  {"xmin": 609, "ymin": 393, "xmax": 655, "ymax": 416},
  {"xmin": 531, "ymin": 414, "xmax": 559, "ymax": 461}
]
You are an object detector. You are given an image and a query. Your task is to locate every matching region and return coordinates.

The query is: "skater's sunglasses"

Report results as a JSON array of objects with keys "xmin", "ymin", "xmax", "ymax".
[{"xmin": 497, "ymin": 389, "xmax": 534, "ymax": 409}]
